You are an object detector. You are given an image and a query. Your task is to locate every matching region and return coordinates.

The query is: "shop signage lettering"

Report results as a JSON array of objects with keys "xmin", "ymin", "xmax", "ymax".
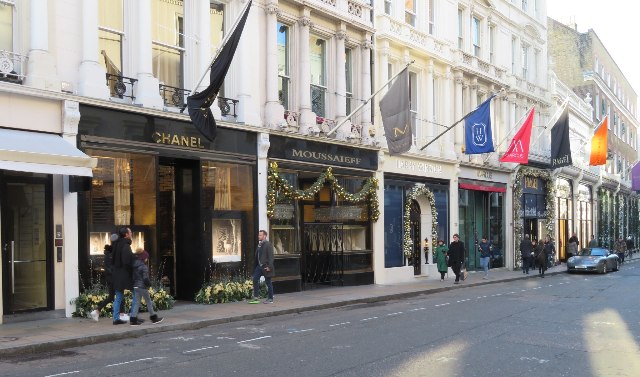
[
  {"xmin": 291, "ymin": 149, "xmax": 362, "ymax": 165},
  {"xmin": 396, "ymin": 159, "xmax": 443, "ymax": 174},
  {"xmin": 152, "ymin": 132, "xmax": 204, "ymax": 148},
  {"xmin": 524, "ymin": 177, "xmax": 539, "ymax": 189},
  {"xmin": 477, "ymin": 170, "xmax": 492, "ymax": 179}
]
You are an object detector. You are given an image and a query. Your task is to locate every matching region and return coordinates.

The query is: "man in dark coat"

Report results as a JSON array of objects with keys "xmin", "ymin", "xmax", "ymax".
[
  {"xmin": 250, "ymin": 230, "xmax": 275, "ymax": 304},
  {"xmin": 448, "ymin": 234, "xmax": 465, "ymax": 284},
  {"xmin": 520, "ymin": 234, "xmax": 533, "ymax": 274},
  {"xmin": 111, "ymin": 227, "xmax": 134, "ymax": 324}
]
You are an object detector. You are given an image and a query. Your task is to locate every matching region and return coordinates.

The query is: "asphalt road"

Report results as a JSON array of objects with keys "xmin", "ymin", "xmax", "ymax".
[{"xmin": 2, "ymin": 264, "xmax": 640, "ymax": 377}]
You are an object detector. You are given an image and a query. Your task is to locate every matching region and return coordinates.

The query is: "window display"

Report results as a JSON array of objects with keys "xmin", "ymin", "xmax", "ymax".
[{"xmin": 211, "ymin": 218, "xmax": 242, "ymax": 262}]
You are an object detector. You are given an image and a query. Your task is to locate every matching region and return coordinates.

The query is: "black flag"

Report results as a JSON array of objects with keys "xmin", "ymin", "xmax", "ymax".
[
  {"xmin": 186, "ymin": 0, "xmax": 252, "ymax": 141},
  {"xmin": 379, "ymin": 68, "xmax": 412, "ymax": 155},
  {"xmin": 550, "ymin": 106, "xmax": 572, "ymax": 168}
]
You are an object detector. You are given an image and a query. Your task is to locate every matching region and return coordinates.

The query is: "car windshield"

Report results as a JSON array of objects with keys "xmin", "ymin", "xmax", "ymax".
[{"xmin": 580, "ymin": 248, "xmax": 607, "ymax": 256}]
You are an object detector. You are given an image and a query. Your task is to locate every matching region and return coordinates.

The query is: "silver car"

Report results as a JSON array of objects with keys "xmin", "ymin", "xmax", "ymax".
[{"xmin": 567, "ymin": 248, "xmax": 620, "ymax": 274}]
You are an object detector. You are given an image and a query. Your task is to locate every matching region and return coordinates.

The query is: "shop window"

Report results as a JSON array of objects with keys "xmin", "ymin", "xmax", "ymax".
[{"xmin": 384, "ymin": 184, "xmax": 405, "ymax": 268}]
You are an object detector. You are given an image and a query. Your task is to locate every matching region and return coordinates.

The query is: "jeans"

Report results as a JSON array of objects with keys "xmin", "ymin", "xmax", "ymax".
[
  {"xmin": 252, "ymin": 265, "xmax": 274, "ymax": 299},
  {"xmin": 480, "ymin": 257, "xmax": 490, "ymax": 276},
  {"xmin": 113, "ymin": 290, "xmax": 124, "ymax": 321},
  {"xmin": 130, "ymin": 287, "xmax": 155, "ymax": 318}
]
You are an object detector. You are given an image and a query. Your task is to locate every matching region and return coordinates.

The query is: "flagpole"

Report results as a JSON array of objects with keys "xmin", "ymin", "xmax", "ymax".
[
  {"xmin": 326, "ymin": 61, "xmax": 414, "ymax": 137},
  {"xmin": 483, "ymin": 106, "xmax": 533, "ymax": 164},
  {"xmin": 529, "ymin": 97, "xmax": 569, "ymax": 149},
  {"xmin": 418, "ymin": 91, "xmax": 501, "ymax": 151},
  {"xmin": 188, "ymin": 0, "xmax": 252, "ymax": 96}
]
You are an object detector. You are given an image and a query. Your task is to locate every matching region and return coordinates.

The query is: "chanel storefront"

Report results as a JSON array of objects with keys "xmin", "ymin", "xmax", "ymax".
[
  {"xmin": 266, "ymin": 136, "xmax": 379, "ymax": 292},
  {"xmin": 76, "ymin": 105, "xmax": 257, "ymax": 300}
]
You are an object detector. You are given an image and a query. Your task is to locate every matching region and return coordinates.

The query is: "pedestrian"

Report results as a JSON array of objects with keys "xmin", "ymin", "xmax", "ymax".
[
  {"xmin": 568, "ymin": 232, "xmax": 579, "ymax": 259},
  {"xmin": 541, "ymin": 235, "xmax": 555, "ymax": 277},
  {"xmin": 89, "ymin": 233, "xmax": 119, "ymax": 322},
  {"xmin": 520, "ymin": 234, "xmax": 533, "ymax": 275},
  {"xmin": 424, "ymin": 237, "xmax": 430, "ymax": 264},
  {"xmin": 129, "ymin": 248, "xmax": 163, "ymax": 326},
  {"xmin": 625, "ymin": 236, "xmax": 634, "ymax": 259},
  {"xmin": 448, "ymin": 234, "xmax": 465, "ymax": 284},
  {"xmin": 249, "ymin": 230, "xmax": 275, "ymax": 304},
  {"xmin": 435, "ymin": 239, "xmax": 448, "ymax": 281},
  {"xmin": 111, "ymin": 227, "xmax": 135, "ymax": 325},
  {"xmin": 478, "ymin": 236, "xmax": 493, "ymax": 279},
  {"xmin": 614, "ymin": 236, "xmax": 627, "ymax": 264},
  {"xmin": 588, "ymin": 235, "xmax": 598, "ymax": 248},
  {"xmin": 533, "ymin": 238, "xmax": 544, "ymax": 271},
  {"xmin": 531, "ymin": 239, "xmax": 538, "ymax": 270}
]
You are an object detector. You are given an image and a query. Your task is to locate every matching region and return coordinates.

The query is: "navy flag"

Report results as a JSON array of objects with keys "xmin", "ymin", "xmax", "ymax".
[
  {"xmin": 186, "ymin": 0, "xmax": 251, "ymax": 141},
  {"xmin": 379, "ymin": 68, "xmax": 412, "ymax": 155},
  {"xmin": 464, "ymin": 95, "xmax": 496, "ymax": 154},
  {"xmin": 550, "ymin": 106, "xmax": 572, "ymax": 168}
]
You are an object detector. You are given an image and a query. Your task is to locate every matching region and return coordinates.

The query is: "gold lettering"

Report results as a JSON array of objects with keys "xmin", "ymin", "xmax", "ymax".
[
  {"xmin": 393, "ymin": 124, "xmax": 408, "ymax": 137},
  {"xmin": 180, "ymin": 136, "xmax": 189, "ymax": 146},
  {"xmin": 190, "ymin": 137, "xmax": 197, "ymax": 147},
  {"xmin": 171, "ymin": 135, "xmax": 180, "ymax": 145},
  {"xmin": 525, "ymin": 177, "xmax": 538, "ymax": 189},
  {"xmin": 162, "ymin": 133, "xmax": 171, "ymax": 144}
]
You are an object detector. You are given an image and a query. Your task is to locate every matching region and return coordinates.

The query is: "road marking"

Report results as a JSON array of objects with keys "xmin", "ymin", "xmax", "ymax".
[
  {"xmin": 435, "ymin": 303, "xmax": 450, "ymax": 307},
  {"xmin": 329, "ymin": 322, "xmax": 351, "ymax": 327},
  {"xmin": 521, "ymin": 289, "xmax": 527, "ymax": 292},
  {"xmin": 387, "ymin": 312, "xmax": 403, "ymax": 316},
  {"xmin": 237, "ymin": 335, "xmax": 272, "ymax": 343},
  {"xmin": 520, "ymin": 356, "xmax": 549, "ymax": 364},
  {"xmin": 106, "ymin": 357, "xmax": 166, "ymax": 367},
  {"xmin": 509, "ymin": 291, "xmax": 517, "ymax": 294},
  {"xmin": 287, "ymin": 329, "xmax": 313, "ymax": 334},
  {"xmin": 217, "ymin": 336, "xmax": 235, "ymax": 340},
  {"xmin": 593, "ymin": 321, "xmax": 616, "ymax": 326},
  {"xmin": 45, "ymin": 372, "xmax": 80, "ymax": 377},
  {"xmin": 410, "ymin": 307, "xmax": 426, "ymax": 311},
  {"xmin": 435, "ymin": 356, "xmax": 457, "ymax": 362},
  {"xmin": 183, "ymin": 346, "xmax": 219, "ymax": 353},
  {"xmin": 169, "ymin": 336, "xmax": 194, "ymax": 341},
  {"xmin": 361, "ymin": 316, "xmax": 378, "ymax": 321}
]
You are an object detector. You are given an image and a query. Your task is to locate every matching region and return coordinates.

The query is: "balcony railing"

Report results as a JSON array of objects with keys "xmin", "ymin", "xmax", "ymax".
[
  {"xmin": 106, "ymin": 74, "xmax": 137, "ymax": 101},
  {"xmin": 217, "ymin": 97, "xmax": 239, "ymax": 118},
  {"xmin": 311, "ymin": 84, "xmax": 326, "ymax": 117},
  {"xmin": 159, "ymin": 84, "xmax": 190, "ymax": 108},
  {"xmin": 0, "ymin": 50, "xmax": 27, "ymax": 84}
]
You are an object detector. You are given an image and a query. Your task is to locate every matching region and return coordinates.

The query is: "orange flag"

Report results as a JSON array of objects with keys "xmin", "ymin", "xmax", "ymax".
[{"xmin": 589, "ymin": 116, "xmax": 608, "ymax": 166}]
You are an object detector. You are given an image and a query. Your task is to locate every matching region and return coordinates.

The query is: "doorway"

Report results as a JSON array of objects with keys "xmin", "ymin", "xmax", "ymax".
[
  {"xmin": 409, "ymin": 200, "xmax": 421, "ymax": 275},
  {"xmin": 2, "ymin": 176, "xmax": 52, "ymax": 314}
]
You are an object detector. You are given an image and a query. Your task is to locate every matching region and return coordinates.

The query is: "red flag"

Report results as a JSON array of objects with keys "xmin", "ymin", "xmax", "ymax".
[
  {"xmin": 589, "ymin": 116, "xmax": 608, "ymax": 166},
  {"xmin": 500, "ymin": 107, "xmax": 535, "ymax": 164}
]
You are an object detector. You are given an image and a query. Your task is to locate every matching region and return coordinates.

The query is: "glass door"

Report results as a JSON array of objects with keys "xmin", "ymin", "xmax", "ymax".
[{"xmin": 2, "ymin": 178, "xmax": 51, "ymax": 313}]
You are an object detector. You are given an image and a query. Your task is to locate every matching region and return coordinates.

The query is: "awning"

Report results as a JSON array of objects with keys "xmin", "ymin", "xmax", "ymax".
[
  {"xmin": 0, "ymin": 128, "xmax": 97, "ymax": 177},
  {"xmin": 459, "ymin": 178, "xmax": 506, "ymax": 193}
]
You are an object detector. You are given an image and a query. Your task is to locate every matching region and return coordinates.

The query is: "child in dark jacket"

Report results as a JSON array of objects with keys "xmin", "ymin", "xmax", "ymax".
[{"xmin": 129, "ymin": 248, "xmax": 163, "ymax": 326}]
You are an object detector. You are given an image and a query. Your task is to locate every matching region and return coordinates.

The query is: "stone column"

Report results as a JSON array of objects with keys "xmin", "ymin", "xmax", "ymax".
[
  {"xmin": 377, "ymin": 42, "xmax": 389, "ymax": 147},
  {"xmin": 425, "ymin": 60, "xmax": 436, "ymax": 155},
  {"xmin": 264, "ymin": 2, "xmax": 285, "ymax": 128},
  {"xmin": 454, "ymin": 70, "xmax": 464, "ymax": 155},
  {"xmin": 78, "ymin": 0, "xmax": 109, "ymax": 98},
  {"xmin": 360, "ymin": 36, "xmax": 373, "ymax": 143},
  {"xmin": 25, "ymin": 0, "xmax": 60, "ymax": 91},
  {"xmin": 372, "ymin": 151, "xmax": 387, "ymax": 283},
  {"xmin": 257, "ymin": 133, "xmax": 270, "ymax": 231},
  {"xmin": 335, "ymin": 24, "xmax": 350, "ymax": 140},
  {"xmin": 443, "ymin": 67, "xmax": 455, "ymax": 159},
  {"xmin": 470, "ymin": 78, "xmax": 478, "ymax": 109},
  {"xmin": 298, "ymin": 10, "xmax": 317, "ymax": 135},
  {"xmin": 133, "ymin": 0, "xmax": 164, "ymax": 109},
  {"xmin": 236, "ymin": 0, "xmax": 261, "ymax": 126}
]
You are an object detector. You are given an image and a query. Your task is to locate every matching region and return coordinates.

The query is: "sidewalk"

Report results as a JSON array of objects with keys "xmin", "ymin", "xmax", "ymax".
[{"xmin": 0, "ymin": 264, "xmax": 568, "ymax": 357}]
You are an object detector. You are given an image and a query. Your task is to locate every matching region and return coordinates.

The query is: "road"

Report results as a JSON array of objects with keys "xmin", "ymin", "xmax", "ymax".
[{"xmin": 2, "ymin": 264, "xmax": 639, "ymax": 377}]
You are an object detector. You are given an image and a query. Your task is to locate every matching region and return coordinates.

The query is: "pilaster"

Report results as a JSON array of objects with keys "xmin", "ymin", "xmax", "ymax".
[{"xmin": 78, "ymin": 0, "xmax": 109, "ymax": 99}]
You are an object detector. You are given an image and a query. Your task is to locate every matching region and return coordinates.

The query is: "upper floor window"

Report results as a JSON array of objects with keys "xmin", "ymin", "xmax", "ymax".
[
  {"xmin": 458, "ymin": 9, "xmax": 464, "ymax": 50},
  {"xmin": 0, "ymin": 1, "xmax": 13, "ymax": 52},
  {"xmin": 522, "ymin": 0, "xmax": 528, "ymax": 12},
  {"xmin": 409, "ymin": 71, "xmax": 418, "ymax": 143},
  {"xmin": 472, "ymin": 16, "xmax": 480, "ymax": 57},
  {"xmin": 345, "ymin": 48, "xmax": 353, "ymax": 114},
  {"xmin": 532, "ymin": 49, "xmax": 539, "ymax": 83},
  {"xmin": 310, "ymin": 35, "xmax": 326, "ymax": 117},
  {"xmin": 152, "ymin": 0, "xmax": 185, "ymax": 104},
  {"xmin": 277, "ymin": 22, "xmax": 290, "ymax": 110},
  {"xmin": 405, "ymin": 0, "xmax": 416, "ymax": 27},
  {"xmin": 98, "ymin": 0, "xmax": 124, "ymax": 76},
  {"xmin": 384, "ymin": 0, "xmax": 392, "ymax": 15},
  {"xmin": 210, "ymin": 1, "xmax": 225, "ymax": 52},
  {"xmin": 428, "ymin": 0, "xmax": 435, "ymax": 35},
  {"xmin": 489, "ymin": 25, "xmax": 495, "ymax": 63},
  {"xmin": 511, "ymin": 37, "xmax": 516, "ymax": 74},
  {"xmin": 521, "ymin": 44, "xmax": 529, "ymax": 79}
]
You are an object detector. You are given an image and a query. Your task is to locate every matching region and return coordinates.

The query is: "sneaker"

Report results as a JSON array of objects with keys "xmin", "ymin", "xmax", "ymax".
[
  {"xmin": 482, "ymin": 276, "xmax": 488, "ymax": 280},
  {"xmin": 248, "ymin": 298, "xmax": 261, "ymax": 304},
  {"xmin": 113, "ymin": 319, "xmax": 127, "ymax": 325},
  {"xmin": 89, "ymin": 309, "xmax": 99, "ymax": 322},
  {"xmin": 120, "ymin": 313, "xmax": 130, "ymax": 322},
  {"xmin": 263, "ymin": 299, "xmax": 273, "ymax": 304},
  {"xmin": 150, "ymin": 314, "xmax": 164, "ymax": 324}
]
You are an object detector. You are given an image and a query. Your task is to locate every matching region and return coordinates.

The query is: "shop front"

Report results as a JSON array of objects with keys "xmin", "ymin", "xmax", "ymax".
[
  {"xmin": 77, "ymin": 105, "xmax": 257, "ymax": 301},
  {"xmin": 458, "ymin": 167, "xmax": 508, "ymax": 270},
  {"xmin": 555, "ymin": 177, "xmax": 573, "ymax": 260},
  {"xmin": 266, "ymin": 136, "xmax": 379, "ymax": 292},
  {"xmin": 381, "ymin": 155, "xmax": 454, "ymax": 283}
]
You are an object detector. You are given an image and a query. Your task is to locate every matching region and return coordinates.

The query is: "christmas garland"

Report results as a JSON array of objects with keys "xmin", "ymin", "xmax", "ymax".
[
  {"xmin": 266, "ymin": 162, "xmax": 380, "ymax": 221},
  {"xmin": 512, "ymin": 167, "xmax": 556, "ymax": 268},
  {"xmin": 402, "ymin": 184, "xmax": 439, "ymax": 257}
]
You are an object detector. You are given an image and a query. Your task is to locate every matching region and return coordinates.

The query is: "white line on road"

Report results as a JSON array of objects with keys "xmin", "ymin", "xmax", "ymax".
[
  {"xmin": 410, "ymin": 307, "xmax": 426, "ymax": 311},
  {"xmin": 183, "ymin": 346, "xmax": 219, "ymax": 353},
  {"xmin": 45, "ymin": 372, "xmax": 80, "ymax": 377},
  {"xmin": 237, "ymin": 335, "xmax": 272, "ymax": 343},
  {"xmin": 329, "ymin": 322, "xmax": 351, "ymax": 327},
  {"xmin": 435, "ymin": 303, "xmax": 450, "ymax": 307},
  {"xmin": 387, "ymin": 312, "xmax": 403, "ymax": 316},
  {"xmin": 361, "ymin": 317, "xmax": 378, "ymax": 321},
  {"xmin": 287, "ymin": 329, "xmax": 314, "ymax": 334},
  {"xmin": 106, "ymin": 357, "xmax": 166, "ymax": 367}
]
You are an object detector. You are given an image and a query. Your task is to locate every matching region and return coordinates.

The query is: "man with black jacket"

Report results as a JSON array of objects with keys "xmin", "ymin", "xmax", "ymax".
[
  {"xmin": 448, "ymin": 234, "xmax": 465, "ymax": 284},
  {"xmin": 111, "ymin": 227, "xmax": 135, "ymax": 325},
  {"xmin": 520, "ymin": 234, "xmax": 533, "ymax": 274}
]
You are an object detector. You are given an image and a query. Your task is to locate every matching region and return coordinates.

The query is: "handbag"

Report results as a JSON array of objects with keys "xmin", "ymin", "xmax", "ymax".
[{"xmin": 461, "ymin": 264, "xmax": 468, "ymax": 281}]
